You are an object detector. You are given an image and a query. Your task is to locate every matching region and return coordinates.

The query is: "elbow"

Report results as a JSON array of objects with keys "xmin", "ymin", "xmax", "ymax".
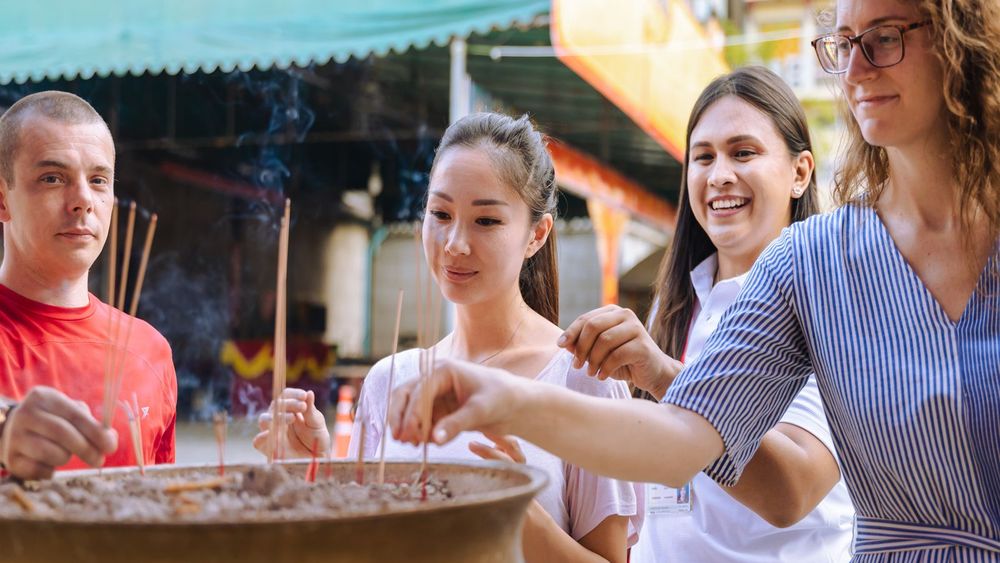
[
  {"xmin": 758, "ymin": 505, "xmax": 809, "ymax": 528},
  {"xmin": 658, "ymin": 470, "xmax": 699, "ymax": 489},
  {"xmin": 754, "ymin": 492, "xmax": 814, "ymax": 528}
]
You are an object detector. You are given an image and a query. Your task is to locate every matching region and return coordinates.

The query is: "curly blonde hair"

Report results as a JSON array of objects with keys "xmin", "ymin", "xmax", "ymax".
[{"xmin": 834, "ymin": 0, "xmax": 1000, "ymax": 238}]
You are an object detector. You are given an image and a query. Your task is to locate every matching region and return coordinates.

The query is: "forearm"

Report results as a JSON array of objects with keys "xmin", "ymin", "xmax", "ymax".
[
  {"xmin": 512, "ymin": 382, "xmax": 723, "ymax": 485},
  {"xmin": 521, "ymin": 502, "xmax": 614, "ymax": 563},
  {"xmin": 721, "ymin": 423, "xmax": 839, "ymax": 527}
]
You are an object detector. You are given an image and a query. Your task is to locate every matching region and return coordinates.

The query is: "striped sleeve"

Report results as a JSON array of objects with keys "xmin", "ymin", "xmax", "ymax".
[{"xmin": 663, "ymin": 231, "xmax": 813, "ymax": 486}]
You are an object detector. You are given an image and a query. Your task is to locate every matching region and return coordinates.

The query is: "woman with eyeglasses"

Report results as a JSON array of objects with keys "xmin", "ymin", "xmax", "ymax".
[{"xmin": 389, "ymin": 0, "xmax": 1000, "ymax": 560}]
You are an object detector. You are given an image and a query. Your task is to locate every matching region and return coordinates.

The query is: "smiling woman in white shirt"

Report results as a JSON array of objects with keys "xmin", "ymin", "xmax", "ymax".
[{"xmin": 535, "ymin": 66, "xmax": 856, "ymax": 562}]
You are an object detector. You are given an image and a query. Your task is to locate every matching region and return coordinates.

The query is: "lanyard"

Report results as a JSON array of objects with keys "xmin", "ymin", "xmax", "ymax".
[{"xmin": 679, "ymin": 313, "xmax": 696, "ymax": 365}]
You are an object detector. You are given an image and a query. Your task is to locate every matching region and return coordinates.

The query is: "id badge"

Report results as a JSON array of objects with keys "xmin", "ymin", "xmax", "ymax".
[{"xmin": 646, "ymin": 482, "xmax": 692, "ymax": 515}]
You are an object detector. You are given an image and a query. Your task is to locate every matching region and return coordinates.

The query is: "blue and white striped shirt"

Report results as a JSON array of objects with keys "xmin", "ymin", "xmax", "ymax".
[{"xmin": 665, "ymin": 203, "xmax": 1000, "ymax": 561}]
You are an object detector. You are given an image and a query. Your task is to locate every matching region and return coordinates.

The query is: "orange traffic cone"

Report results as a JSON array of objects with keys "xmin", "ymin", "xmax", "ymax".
[{"xmin": 333, "ymin": 385, "xmax": 356, "ymax": 458}]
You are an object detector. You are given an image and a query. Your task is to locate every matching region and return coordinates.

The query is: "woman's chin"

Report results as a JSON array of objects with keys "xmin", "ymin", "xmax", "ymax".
[{"xmin": 437, "ymin": 285, "xmax": 470, "ymax": 306}]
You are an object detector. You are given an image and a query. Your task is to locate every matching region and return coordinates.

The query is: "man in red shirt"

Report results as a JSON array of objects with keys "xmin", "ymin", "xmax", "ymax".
[{"xmin": 0, "ymin": 91, "xmax": 177, "ymax": 480}]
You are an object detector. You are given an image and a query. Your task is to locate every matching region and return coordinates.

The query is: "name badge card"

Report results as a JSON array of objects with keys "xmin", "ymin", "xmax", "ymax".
[{"xmin": 646, "ymin": 482, "xmax": 693, "ymax": 515}]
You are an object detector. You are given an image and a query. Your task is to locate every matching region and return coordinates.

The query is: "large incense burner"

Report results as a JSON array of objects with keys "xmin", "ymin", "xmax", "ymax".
[{"xmin": 0, "ymin": 460, "xmax": 546, "ymax": 563}]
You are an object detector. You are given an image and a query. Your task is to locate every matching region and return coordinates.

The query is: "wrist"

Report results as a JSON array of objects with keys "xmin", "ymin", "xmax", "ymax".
[
  {"xmin": 509, "ymin": 377, "xmax": 547, "ymax": 436},
  {"xmin": 650, "ymin": 356, "xmax": 681, "ymax": 401},
  {"xmin": 0, "ymin": 397, "xmax": 17, "ymax": 470}
]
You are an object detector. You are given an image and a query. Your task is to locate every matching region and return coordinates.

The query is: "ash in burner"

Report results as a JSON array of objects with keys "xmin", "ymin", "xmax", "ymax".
[{"xmin": 0, "ymin": 465, "xmax": 452, "ymax": 523}]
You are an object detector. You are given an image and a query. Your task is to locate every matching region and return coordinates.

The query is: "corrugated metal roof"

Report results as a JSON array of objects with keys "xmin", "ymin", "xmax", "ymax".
[{"xmin": 0, "ymin": 0, "xmax": 549, "ymax": 84}]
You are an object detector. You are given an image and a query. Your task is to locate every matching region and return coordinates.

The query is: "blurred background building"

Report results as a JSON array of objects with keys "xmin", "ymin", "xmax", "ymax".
[{"xmin": 0, "ymin": 0, "xmax": 835, "ymax": 426}]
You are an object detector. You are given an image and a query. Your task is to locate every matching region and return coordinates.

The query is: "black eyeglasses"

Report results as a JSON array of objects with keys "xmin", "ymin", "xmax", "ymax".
[{"xmin": 811, "ymin": 21, "xmax": 930, "ymax": 74}]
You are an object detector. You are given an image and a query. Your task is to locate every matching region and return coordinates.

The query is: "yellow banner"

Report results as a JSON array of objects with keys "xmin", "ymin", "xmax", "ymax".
[
  {"xmin": 220, "ymin": 341, "xmax": 335, "ymax": 383},
  {"xmin": 551, "ymin": 0, "xmax": 729, "ymax": 160}
]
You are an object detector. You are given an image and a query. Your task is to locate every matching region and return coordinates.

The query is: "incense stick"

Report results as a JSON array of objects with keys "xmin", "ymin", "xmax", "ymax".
[
  {"xmin": 377, "ymin": 289, "xmax": 405, "ymax": 486},
  {"xmin": 419, "ymin": 224, "xmax": 437, "ymax": 494},
  {"xmin": 420, "ymin": 285, "xmax": 443, "ymax": 499},
  {"xmin": 131, "ymin": 393, "xmax": 144, "ymax": 475},
  {"xmin": 325, "ymin": 434, "xmax": 336, "ymax": 481},
  {"xmin": 102, "ymin": 312, "xmax": 118, "ymax": 429},
  {"xmin": 277, "ymin": 199, "xmax": 291, "ymax": 461},
  {"xmin": 163, "ymin": 477, "xmax": 229, "ymax": 494},
  {"xmin": 119, "ymin": 395, "xmax": 144, "ymax": 475},
  {"xmin": 128, "ymin": 214, "xmax": 157, "ymax": 317},
  {"xmin": 107, "ymin": 200, "xmax": 118, "ymax": 306},
  {"xmin": 116, "ymin": 201, "xmax": 137, "ymax": 312},
  {"xmin": 102, "ymin": 202, "xmax": 119, "ymax": 430},
  {"xmin": 105, "ymin": 314, "xmax": 136, "ymax": 429},
  {"xmin": 8, "ymin": 488, "xmax": 34, "ymax": 513},
  {"xmin": 355, "ymin": 420, "xmax": 366, "ymax": 485},
  {"xmin": 213, "ymin": 410, "xmax": 227, "ymax": 477},
  {"xmin": 307, "ymin": 438, "xmax": 319, "ymax": 483},
  {"xmin": 269, "ymin": 199, "xmax": 291, "ymax": 463},
  {"xmin": 414, "ymin": 223, "xmax": 423, "ymax": 351}
]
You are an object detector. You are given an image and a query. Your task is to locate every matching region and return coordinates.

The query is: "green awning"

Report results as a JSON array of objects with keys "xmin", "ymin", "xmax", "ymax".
[{"xmin": 0, "ymin": 0, "xmax": 549, "ymax": 85}]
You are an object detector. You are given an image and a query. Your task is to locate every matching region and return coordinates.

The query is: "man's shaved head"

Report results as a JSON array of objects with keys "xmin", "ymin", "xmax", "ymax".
[{"xmin": 0, "ymin": 91, "xmax": 112, "ymax": 186}]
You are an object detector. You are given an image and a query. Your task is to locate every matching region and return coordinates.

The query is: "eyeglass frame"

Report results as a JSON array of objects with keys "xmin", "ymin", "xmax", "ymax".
[{"xmin": 810, "ymin": 21, "xmax": 931, "ymax": 75}]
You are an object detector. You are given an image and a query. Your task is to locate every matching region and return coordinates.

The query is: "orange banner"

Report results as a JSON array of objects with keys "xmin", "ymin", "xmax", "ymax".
[
  {"xmin": 551, "ymin": 0, "xmax": 729, "ymax": 160},
  {"xmin": 587, "ymin": 199, "xmax": 631, "ymax": 305},
  {"xmin": 549, "ymin": 140, "xmax": 675, "ymax": 231}
]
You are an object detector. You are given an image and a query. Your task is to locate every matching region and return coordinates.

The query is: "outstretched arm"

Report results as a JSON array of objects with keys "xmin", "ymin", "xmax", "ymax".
[
  {"xmin": 559, "ymin": 307, "xmax": 840, "ymax": 527},
  {"xmin": 390, "ymin": 358, "xmax": 723, "ymax": 486}
]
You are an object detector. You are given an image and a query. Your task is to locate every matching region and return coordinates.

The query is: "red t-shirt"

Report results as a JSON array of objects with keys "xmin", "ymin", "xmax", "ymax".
[{"xmin": 0, "ymin": 283, "xmax": 177, "ymax": 469}]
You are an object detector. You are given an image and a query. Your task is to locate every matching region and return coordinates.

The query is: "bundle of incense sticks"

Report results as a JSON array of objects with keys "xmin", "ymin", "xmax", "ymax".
[
  {"xmin": 268, "ymin": 199, "xmax": 291, "ymax": 464},
  {"xmin": 101, "ymin": 200, "xmax": 158, "ymax": 475}
]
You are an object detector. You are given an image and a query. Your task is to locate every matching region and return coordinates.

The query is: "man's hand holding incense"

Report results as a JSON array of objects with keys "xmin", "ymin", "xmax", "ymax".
[{"xmin": 0, "ymin": 386, "xmax": 117, "ymax": 480}]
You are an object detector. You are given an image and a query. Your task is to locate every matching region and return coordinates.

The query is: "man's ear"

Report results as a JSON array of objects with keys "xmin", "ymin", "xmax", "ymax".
[
  {"xmin": 525, "ymin": 213, "xmax": 554, "ymax": 259},
  {"xmin": 0, "ymin": 179, "xmax": 11, "ymax": 223}
]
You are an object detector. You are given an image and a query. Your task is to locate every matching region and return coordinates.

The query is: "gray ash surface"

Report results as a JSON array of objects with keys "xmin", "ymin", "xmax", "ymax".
[{"xmin": 0, "ymin": 464, "xmax": 453, "ymax": 523}]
